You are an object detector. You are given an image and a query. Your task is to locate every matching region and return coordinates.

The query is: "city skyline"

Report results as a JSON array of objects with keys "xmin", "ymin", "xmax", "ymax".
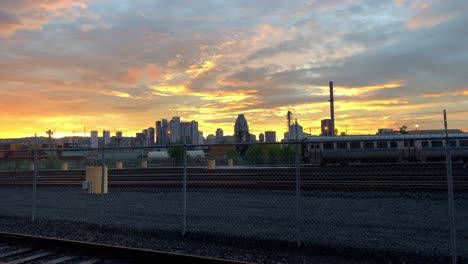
[{"xmin": 1, "ymin": 1, "xmax": 468, "ymax": 139}]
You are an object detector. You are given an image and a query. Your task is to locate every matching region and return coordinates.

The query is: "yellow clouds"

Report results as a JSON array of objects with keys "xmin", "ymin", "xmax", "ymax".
[
  {"xmin": 109, "ymin": 91, "xmax": 131, "ymax": 98},
  {"xmin": 186, "ymin": 61, "xmax": 216, "ymax": 78},
  {"xmin": 421, "ymin": 90, "xmax": 468, "ymax": 98},
  {"xmin": 312, "ymin": 82, "xmax": 405, "ymax": 97},
  {"xmin": 149, "ymin": 85, "xmax": 187, "ymax": 97},
  {"xmin": 99, "ymin": 90, "xmax": 132, "ymax": 98},
  {"xmin": 191, "ymin": 90, "xmax": 258, "ymax": 103}
]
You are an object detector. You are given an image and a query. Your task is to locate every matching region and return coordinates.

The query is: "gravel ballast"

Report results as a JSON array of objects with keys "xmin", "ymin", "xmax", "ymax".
[{"xmin": 0, "ymin": 186, "xmax": 467, "ymax": 263}]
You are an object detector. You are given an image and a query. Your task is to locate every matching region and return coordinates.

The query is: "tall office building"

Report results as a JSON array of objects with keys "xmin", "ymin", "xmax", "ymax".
[
  {"xmin": 90, "ymin": 130, "xmax": 98, "ymax": 148},
  {"xmin": 180, "ymin": 122, "xmax": 190, "ymax": 143},
  {"xmin": 198, "ymin": 131, "xmax": 204, "ymax": 144},
  {"xmin": 321, "ymin": 119, "xmax": 333, "ymax": 136},
  {"xmin": 115, "ymin": 131, "xmax": 123, "ymax": 146},
  {"xmin": 147, "ymin": 127, "xmax": 155, "ymax": 145},
  {"xmin": 265, "ymin": 131, "xmax": 276, "ymax": 143},
  {"xmin": 103, "ymin": 130, "xmax": 111, "ymax": 145},
  {"xmin": 234, "ymin": 114, "xmax": 249, "ymax": 142},
  {"xmin": 156, "ymin": 119, "xmax": 169, "ymax": 145},
  {"xmin": 259, "ymin": 133, "xmax": 265, "ymax": 143},
  {"xmin": 190, "ymin": 121, "xmax": 199, "ymax": 145},
  {"xmin": 169, "ymin": 116, "xmax": 181, "ymax": 143},
  {"xmin": 179, "ymin": 120, "xmax": 199, "ymax": 145},
  {"xmin": 216, "ymin": 128, "xmax": 223, "ymax": 143}
]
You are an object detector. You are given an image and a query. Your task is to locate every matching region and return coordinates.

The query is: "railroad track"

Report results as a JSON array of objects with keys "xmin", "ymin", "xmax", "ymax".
[
  {"xmin": 0, "ymin": 164, "xmax": 467, "ymax": 190},
  {"xmin": 0, "ymin": 232, "xmax": 252, "ymax": 264}
]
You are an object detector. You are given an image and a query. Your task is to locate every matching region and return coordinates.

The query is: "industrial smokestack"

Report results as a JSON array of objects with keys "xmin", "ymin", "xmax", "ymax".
[{"xmin": 329, "ymin": 81, "xmax": 335, "ymax": 136}]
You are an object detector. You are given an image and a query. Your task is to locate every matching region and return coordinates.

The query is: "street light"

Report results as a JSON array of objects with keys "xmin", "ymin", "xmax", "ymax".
[{"xmin": 415, "ymin": 124, "xmax": 419, "ymax": 131}]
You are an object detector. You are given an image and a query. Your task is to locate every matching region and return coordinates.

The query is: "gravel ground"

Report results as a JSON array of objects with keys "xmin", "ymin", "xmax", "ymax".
[{"xmin": 0, "ymin": 186, "xmax": 466, "ymax": 263}]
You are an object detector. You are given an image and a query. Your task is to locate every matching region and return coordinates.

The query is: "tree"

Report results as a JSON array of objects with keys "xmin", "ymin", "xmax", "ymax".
[
  {"xmin": 399, "ymin": 124, "xmax": 408, "ymax": 134},
  {"xmin": 167, "ymin": 142, "xmax": 184, "ymax": 165},
  {"xmin": 280, "ymin": 144, "xmax": 296, "ymax": 164},
  {"xmin": 244, "ymin": 145, "xmax": 266, "ymax": 165},
  {"xmin": 226, "ymin": 148, "xmax": 239, "ymax": 159},
  {"xmin": 267, "ymin": 144, "xmax": 281, "ymax": 165}
]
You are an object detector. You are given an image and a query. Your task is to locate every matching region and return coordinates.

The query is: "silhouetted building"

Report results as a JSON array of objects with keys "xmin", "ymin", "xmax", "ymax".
[
  {"xmin": 198, "ymin": 131, "xmax": 204, "ymax": 144},
  {"xmin": 216, "ymin": 128, "xmax": 223, "ymax": 143},
  {"xmin": 234, "ymin": 114, "xmax": 249, "ymax": 142},
  {"xmin": 321, "ymin": 119, "xmax": 333, "ymax": 136},
  {"xmin": 265, "ymin": 131, "xmax": 276, "ymax": 143},
  {"xmin": 169, "ymin": 116, "xmax": 181, "ymax": 143},
  {"xmin": 90, "ymin": 131, "xmax": 98, "ymax": 148},
  {"xmin": 259, "ymin": 133, "xmax": 265, "ymax": 142},
  {"xmin": 289, "ymin": 123, "xmax": 304, "ymax": 140},
  {"xmin": 377, "ymin": 128, "xmax": 394, "ymax": 135},
  {"xmin": 103, "ymin": 130, "xmax": 111, "ymax": 145},
  {"xmin": 206, "ymin": 134, "xmax": 216, "ymax": 144},
  {"xmin": 156, "ymin": 119, "xmax": 168, "ymax": 146},
  {"xmin": 147, "ymin": 127, "xmax": 155, "ymax": 145}
]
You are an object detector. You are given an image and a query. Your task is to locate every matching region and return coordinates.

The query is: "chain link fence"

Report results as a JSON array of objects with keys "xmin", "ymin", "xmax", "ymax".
[{"xmin": 0, "ymin": 136, "xmax": 467, "ymax": 262}]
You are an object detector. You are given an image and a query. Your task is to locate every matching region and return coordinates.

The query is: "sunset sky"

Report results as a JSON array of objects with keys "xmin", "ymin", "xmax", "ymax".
[{"xmin": 1, "ymin": 0, "xmax": 467, "ymax": 139}]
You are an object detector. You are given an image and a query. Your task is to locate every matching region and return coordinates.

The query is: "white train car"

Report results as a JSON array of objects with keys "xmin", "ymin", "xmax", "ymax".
[{"xmin": 302, "ymin": 133, "xmax": 468, "ymax": 165}]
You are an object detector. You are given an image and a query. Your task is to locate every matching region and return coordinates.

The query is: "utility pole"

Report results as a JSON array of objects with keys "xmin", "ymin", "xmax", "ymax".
[{"xmin": 329, "ymin": 81, "xmax": 335, "ymax": 136}]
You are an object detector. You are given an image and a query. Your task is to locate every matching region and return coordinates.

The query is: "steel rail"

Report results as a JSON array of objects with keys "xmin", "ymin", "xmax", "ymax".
[{"xmin": 0, "ymin": 232, "xmax": 254, "ymax": 264}]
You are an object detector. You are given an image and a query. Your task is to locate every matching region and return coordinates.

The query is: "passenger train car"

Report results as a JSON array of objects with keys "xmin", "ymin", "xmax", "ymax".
[{"xmin": 302, "ymin": 133, "xmax": 468, "ymax": 165}]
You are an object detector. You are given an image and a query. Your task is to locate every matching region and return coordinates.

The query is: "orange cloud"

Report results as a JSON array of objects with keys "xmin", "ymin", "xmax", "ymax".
[
  {"xmin": 406, "ymin": 13, "xmax": 455, "ymax": 29},
  {"xmin": 147, "ymin": 64, "xmax": 164, "ymax": 79},
  {"xmin": 121, "ymin": 64, "xmax": 167, "ymax": 84},
  {"xmin": 0, "ymin": 0, "xmax": 91, "ymax": 37}
]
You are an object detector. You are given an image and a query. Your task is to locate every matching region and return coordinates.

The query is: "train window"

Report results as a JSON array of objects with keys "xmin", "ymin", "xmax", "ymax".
[
  {"xmin": 431, "ymin": 141, "xmax": 443, "ymax": 147},
  {"xmin": 460, "ymin": 140, "xmax": 468, "ymax": 147},
  {"xmin": 350, "ymin": 142, "xmax": 361, "ymax": 149},
  {"xmin": 390, "ymin": 141, "xmax": 397, "ymax": 148},
  {"xmin": 377, "ymin": 141, "xmax": 388, "ymax": 148},
  {"xmin": 337, "ymin": 142, "xmax": 347, "ymax": 149},
  {"xmin": 421, "ymin": 141, "xmax": 429, "ymax": 147},
  {"xmin": 404, "ymin": 140, "xmax": 415, "ymax": 147},
  {"xmin": 450, "ymin": 140, "xmax": 457, "ymax": 147},
  {"xmin": 364, "ymin": 142, "xmax": 374, "ymax": 148},
  {"xmin": 324, "ymin": 142, "xmax": 334, "ymax": 149}
]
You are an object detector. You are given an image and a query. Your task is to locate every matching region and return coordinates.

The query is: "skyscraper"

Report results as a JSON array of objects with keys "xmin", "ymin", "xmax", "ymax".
[
  {"xmin": 156, "ymin": 119, "xmax": 168, "ymax": 145},
  {"xmin": 169, "ymin": 116, "xmax": 180, "ymax": 143},
  {"xmin": 265, "ymin": 131, "xmax": 276, "ymax": 143},
  {"xmin": 90, "ymin": 130, "xmax": 98, "ymax": 148},
  {"xmin": 216, "ymin": 128, "xmax": 223, "ymax": 143},
  {"xmin": 321, "ymin": 119, "xmax": 333, "ymax": 136},
  {"xmin": 147, "ymin": 127, "xmax": 155, "ymax": 145},
  {"xmin": 234, "ymin": 114, "xmax": 249, "ymax": 142},
  {"xmin": 190, "ymin": 120, "xmax": 199, "ymax": 145},
  {"xmin": 103, "ymin": 130, "xmax": 111, "ymax": 145},
  {"xmin": 259, "ymin": 133, "xmax": 265, "ymax": 143}
]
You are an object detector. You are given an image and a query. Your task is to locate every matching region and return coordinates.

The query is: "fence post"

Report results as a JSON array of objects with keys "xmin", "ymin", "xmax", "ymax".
[
  {"xmin": 182, "ymin": 144, "xmax": 188, "ymax": 236},
  {"xmin": 100, "ymin": 150, "xmax": 106, "ymax": 227},
  {"xmin": 32, "ymin": 150, "xmax": 38, "ymax": 222},
  {"xmin": 444, "ymin": 110, "xmax": 458, "ymax": 264},
  {"xmin": 295, "ymin": 141, "xmax": 302, "ymax": 247}
]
